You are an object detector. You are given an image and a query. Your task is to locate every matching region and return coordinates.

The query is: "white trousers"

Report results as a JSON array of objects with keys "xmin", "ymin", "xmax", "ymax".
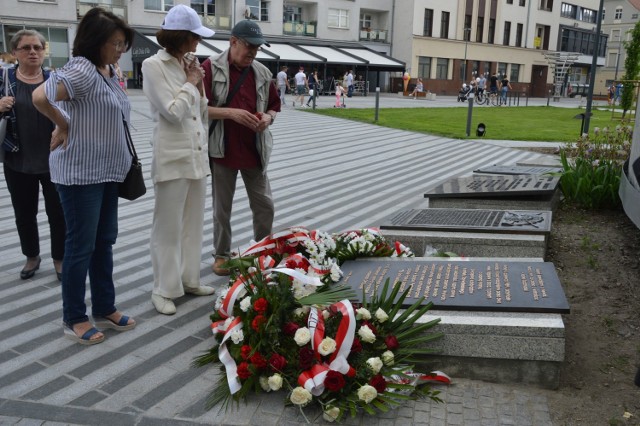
[{"xmin": 150, "ymin": 177, "xmax": 207, "ymax": 298}]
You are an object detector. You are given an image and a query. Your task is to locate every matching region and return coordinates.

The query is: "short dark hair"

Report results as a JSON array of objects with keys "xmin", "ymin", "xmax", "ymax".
[
  {"xmin": 156, "ymin": 29, "xmax": 193, "ymax": 56},
  {"xmin": 73, "ymin": 7, "xmax": 133, "ymax": 67}
]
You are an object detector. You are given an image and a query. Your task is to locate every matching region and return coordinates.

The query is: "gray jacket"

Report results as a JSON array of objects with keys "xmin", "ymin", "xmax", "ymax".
[{"xmin": 207, "ymin": 50, "xmax": 274, "ymax": 171}]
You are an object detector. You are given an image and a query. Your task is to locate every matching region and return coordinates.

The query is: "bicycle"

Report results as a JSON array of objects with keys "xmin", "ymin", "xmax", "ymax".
[
  {"xmin": 474, "ymin": 88, "xmax": 488, "ymax": 105},
  {"xmin": 489, "ymin": 90, "xmax": 503, "ymax": 106}
]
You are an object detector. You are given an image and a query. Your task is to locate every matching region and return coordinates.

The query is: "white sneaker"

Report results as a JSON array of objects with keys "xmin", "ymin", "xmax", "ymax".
[
  {"xmin": 184, "ymin": 286, "xmax": 215, "ymax": 296},
  {"xmin": 152, "ymin": 294, "xmax": 176, "ymax": 315}
]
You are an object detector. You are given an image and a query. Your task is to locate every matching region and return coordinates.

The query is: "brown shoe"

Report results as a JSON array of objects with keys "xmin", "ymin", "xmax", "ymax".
[{"xmin": 212, "ymin": 258, "xmax": 230, "ymax": 276}]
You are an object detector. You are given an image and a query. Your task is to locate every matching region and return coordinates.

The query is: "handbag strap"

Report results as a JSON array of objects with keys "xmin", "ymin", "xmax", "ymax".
[
  {"xmin": 208, "ymin": 65, "xmax": 251, "ymax": 136},
  {"xmin": 97, "ymin": 70, "xmax": 139, "ymax": 162}
]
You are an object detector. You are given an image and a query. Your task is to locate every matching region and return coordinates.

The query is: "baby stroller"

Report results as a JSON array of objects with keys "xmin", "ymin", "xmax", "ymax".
[{"xmin": 457, "ymin": 84, "xmax": 472, "ymax": 102}]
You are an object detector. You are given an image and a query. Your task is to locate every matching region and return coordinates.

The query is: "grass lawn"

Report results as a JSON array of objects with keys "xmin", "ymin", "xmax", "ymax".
[{"xmin": 309, "ymin": 106, "xmax": 624, "ymax": 142}]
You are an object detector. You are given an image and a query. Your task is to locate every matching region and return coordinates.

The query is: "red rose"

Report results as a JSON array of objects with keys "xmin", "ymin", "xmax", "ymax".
[
  {"xmin": 269, "ymin": 353, "xmax": 287, "ymax": 371},
  {"xmin": 251, "ymin": 315, "xmax": 266, "ymax": 331},
  {"xmin": 350, "ymin": 338, "xmax": 362, "ymax": 354},
  {"xmin": 237, "ymin": 362, "xmax": 252, "ymax": 379},
  {"xmin": 283, "ymin": 322, "xmax": 299, "ymax": 336},
  {"xmin": 385, "ymin": 335, "xmax": 400, "ymax": 350},
  {"xmin": 253, "ymin": 298, "xmax": 268, "ymax": 314},
  {"xmin": 241, "ymin": 344, "xmax": 252, "ymax": 360},
  {"xmin": 299, "ymin": 347, "xmax": 315, "ymax": 370},
  {"xmin": 250, "ymin": 352, "xmax": 268, "ymax": 369},
  {"xmin": 324, "ymin": 370, "xmax": 346, "ymax": 392},
  {"xmin": 369, "ymin": 374, "xmax": 387, "ymax": 393}
]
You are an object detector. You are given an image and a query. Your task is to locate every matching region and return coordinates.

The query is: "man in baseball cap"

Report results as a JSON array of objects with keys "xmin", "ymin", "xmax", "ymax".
[
  {"xmin": 162, "ymin": 4, "xmax": 215, "ymax": 38},
  {"xmin": 231, "ymin": 20, "xmax": 271, "ymax": 47}
]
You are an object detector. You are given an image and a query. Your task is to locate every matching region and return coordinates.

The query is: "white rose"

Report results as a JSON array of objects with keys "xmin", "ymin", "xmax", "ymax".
[
  {"xmin": 366, "ymin": 357, "xmax": 383, "ymax": 374},
  {"xmin": 318, "ymin": 337, "xmax": 337, "ymax": 356},
  {"xmin": 247, "ymin": 266, "xmax": 257, "ymax": 273},
  {"xmin": 293, "ymin": 306, "xmax": 310, "ymax": 317},
  {"xmin": 323, "ymin": 406, "xmax": 341, "ymax": 422},
  {"xmin": 294, "ymin": 327, "xmax": 312, "ymax": 346},
  {"xmin": 375, "ymin": 308, "xmax": 389, "ymax": 323},
  {"xmin": 239, "ymin": 296, "xmax": 251, "ymax": 312},
  {"xmin": 230, "ymin": 329, "xmax": 244, "ymax": 344},
  {"xmin": 381, "ymin": 350, "xmax": 395, "ymax": 366},
  {"xmin": 290, "ymin": 387, "xmax": 313, "ymax": 406},
  {"xmin": 357, "ymin": 384, "xmax": 378, "ymax": 403},
  {"xmin": 356, "ymin": 307, "xmax": 371, "ymax": 320},
  {"xmin": 358, "ymin": 325, "xmax": 376, "ymax": 343},
  {"xmin": 268, "ymin": 373, "xmax": 283, "ymax": 391},
  {"xmin": 259, "ymin": 376, "xmax": 271, "ymax": 392}
]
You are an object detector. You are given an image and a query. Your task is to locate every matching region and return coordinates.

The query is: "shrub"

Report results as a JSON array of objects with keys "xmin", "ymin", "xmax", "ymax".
[{"xmin": 559, "ymin": 124, "xmax": 633, "ymax": 209}]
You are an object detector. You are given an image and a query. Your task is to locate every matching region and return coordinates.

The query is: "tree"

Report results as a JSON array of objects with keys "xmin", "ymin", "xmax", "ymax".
[{"xmin": 620, "ymin": 21, "xmax": 640, "ymax": 115}]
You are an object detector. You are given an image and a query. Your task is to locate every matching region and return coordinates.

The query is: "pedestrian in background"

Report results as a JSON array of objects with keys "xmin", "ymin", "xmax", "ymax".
[
  {"xmin": 1, "ymin": 29, "xmax": 65, "ymax": 282},
  {"xmin": 346, "ymin": 69, "xmax": 354, "ymax": 97},
  {"xmin": 202, "ymin": 20, "xmax": 281, "ymax": 275},
  {"xmin": 142, "ymin": 4, "xmax": 215, "ymax": 315},
  {"xmin": 306, "ymin": 70, "xmax": 318, "ymax": 107},
  {"xmin": 32, "ymin": 7, "xmax": 136, "ymax": 345},
  {"xmin": 293, "ymin": 66, "xmax": 307, "ymax": 107},
  {"xmin": 276, "ymin": 65, "xmax": 289, "ymax": 107}
]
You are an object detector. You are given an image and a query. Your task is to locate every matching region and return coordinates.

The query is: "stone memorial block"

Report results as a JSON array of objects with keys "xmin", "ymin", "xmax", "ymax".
[
  {"xmin": 380, "ymin": 208, "xmax": 552, "ymax": 235},
  {"xmin": 424, "ymin": 175, "xmax": 560, "ymax": 199},
  {"xmin": 341, "ymin": 259, "xmax": 569, "ymax": 314},
  {"xmin": 473, "ymin": 165, "xmax": 563, "ymax": 176}
]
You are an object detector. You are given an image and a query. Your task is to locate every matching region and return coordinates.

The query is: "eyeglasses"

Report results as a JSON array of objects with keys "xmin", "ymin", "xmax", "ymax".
[
  {"xmin": 238, "ymin": 38, "xmax": 260, "ymax": 51},
  {"xmin": 110, "ymin": 41, "xmax": 126, "ymax": 51},
  {"xmin": 16, "ymin": 45, "xmax": 45, "ymax": 52}
]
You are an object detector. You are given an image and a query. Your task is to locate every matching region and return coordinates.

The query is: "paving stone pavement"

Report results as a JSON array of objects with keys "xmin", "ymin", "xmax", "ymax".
[{"xmin": 0, "ymin": 90, "xmax": 560, "ymax": 425}]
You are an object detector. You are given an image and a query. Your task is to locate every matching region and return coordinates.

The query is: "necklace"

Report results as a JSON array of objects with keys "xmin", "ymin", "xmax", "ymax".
[{"xmin": 17, "ymin": 68, "xmax": 43, "ymax": 80}]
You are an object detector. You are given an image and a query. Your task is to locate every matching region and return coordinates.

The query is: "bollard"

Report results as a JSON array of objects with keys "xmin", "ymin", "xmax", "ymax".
[
  {"xmin": 312, "ymin": 88, "xmax": 317, "ymax": 110},
  {"xmin": 466, "ymin": 93, "xmax": 474, "ymax": 137},
  {"xmin": 374, "ymin": 87, "xmax": 380, "ymax": 122}
]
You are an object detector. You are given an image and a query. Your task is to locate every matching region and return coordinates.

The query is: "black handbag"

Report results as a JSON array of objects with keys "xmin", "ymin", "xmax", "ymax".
[{"xmin": 119, "ymin": 116, "xmax": 146, "ymax": 200}]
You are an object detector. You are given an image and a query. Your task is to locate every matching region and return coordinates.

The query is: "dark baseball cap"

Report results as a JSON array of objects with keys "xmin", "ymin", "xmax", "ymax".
[{"xmin": 232, "ymin": 20, "xmax": 270, "ymax": 47}]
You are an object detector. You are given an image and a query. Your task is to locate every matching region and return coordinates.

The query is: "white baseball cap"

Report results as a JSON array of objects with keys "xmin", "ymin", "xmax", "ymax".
[{"xmin": 162, "ymin": 5, "xmax": 215, "ymax": 38}]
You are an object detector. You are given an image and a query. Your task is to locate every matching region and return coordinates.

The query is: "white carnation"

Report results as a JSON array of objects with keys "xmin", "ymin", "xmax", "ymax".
[
  {"xmin": 230, "ymin": 329, "xmax": 244, "ymax": 344},
  {"xmin": 239, "ymin": 296, "xmax": 251, "ymax": 312}
]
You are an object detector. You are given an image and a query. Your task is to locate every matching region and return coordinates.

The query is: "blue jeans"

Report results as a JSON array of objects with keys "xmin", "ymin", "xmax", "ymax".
[
  {"xmin": 56, "ymin": 182, "xmax": 119, "ymax": 326},
  {"xmin": 501, "ymin": 87, "xmax": 508, "ymax": 103}
]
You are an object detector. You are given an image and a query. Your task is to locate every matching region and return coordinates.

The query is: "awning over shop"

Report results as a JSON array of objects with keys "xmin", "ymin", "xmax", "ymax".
[
  {"xmin": 297, "ymin": 45, "xmax": 366, "ymax": 66},
  {"xmin": 338, "ymin": 47, "xmax": 405, "ymax": 70},
  {"xmin": 202, "ymin": 39, "xmax": 275, "ymax": 60},
  {"xmin": 261, "ymin": 43, "xmax": 323, "ymax": 63}
]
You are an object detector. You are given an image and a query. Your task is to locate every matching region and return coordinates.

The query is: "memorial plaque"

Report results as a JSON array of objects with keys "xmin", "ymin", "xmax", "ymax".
[
  {"xmin": 473, "ymin": 165, "xmax": 563, "ymax": 176},
  {"xmin": 424, "ymin": 175, "xmax": 559, "ymax": 199},
  {"xmin": 341, "ymin": 259, "xmax": 569, "ymax": 313},
  {"xmin": 380, "ymin": 208, "xmax": 551, "ymax": 235}
]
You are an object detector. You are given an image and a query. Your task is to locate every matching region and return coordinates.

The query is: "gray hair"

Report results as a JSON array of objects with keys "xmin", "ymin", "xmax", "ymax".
[{"xmin": 10, "ymin": 29, "xmax": 47, "ymax": 51}]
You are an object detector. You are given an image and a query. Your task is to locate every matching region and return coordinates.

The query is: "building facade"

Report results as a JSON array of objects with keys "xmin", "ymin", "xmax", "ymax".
[{"xmin": 1, "ymin": 0, "xmax": 607, "ymax": 95}]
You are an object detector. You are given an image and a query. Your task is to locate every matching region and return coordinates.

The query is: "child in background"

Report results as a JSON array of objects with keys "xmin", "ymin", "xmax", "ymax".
[{"xmin": 334, "ymin": 83, "xmax": 346, "ymax": 107}]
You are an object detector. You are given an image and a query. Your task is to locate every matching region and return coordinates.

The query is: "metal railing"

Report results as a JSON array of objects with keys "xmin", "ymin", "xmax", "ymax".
[
  {"xmin": 77, "ymin": 0, "xmax": 127, "ymax": 19},
  {"xmin": 282, "ymin": 21, "xmax": 317, "ymax": 37},
  {"xmin": 358, "ymin": 29, "xmax": 388, "ymax": 43},
  {"xmin": 202, "ymin": 15, "xmax": 232, "ymax": 30}
]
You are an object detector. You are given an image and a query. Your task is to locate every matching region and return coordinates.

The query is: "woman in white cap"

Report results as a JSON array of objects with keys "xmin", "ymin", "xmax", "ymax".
[{"xmin": 142, "ymin": 4, "xmax": 215, "ymax": 315}]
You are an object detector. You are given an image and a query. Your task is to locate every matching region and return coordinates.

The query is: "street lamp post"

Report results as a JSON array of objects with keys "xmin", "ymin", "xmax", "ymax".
[{"xmin": 463, "ymin": 28, "xmax": 471, "ymax": 83}]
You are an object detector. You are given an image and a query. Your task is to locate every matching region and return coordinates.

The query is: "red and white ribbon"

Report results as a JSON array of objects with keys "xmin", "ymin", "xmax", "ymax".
[
  {"xmin": 242, "ymin": 228, "xmax": 311, "ymax": 257},
  {"xmin": 215, "ymin": 316, "xmax": 243, "ymax": 394}
]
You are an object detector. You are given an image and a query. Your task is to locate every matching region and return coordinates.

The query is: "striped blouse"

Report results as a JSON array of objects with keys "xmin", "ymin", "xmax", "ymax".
[{"xmin": 45, "ymin": 56, "xmax": 132, "ymax": 185}]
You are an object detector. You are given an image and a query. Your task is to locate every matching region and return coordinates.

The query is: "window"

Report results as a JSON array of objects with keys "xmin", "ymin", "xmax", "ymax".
[
  {"xmin": 418, "ymin": 56, "xmax": 432, "ymax": 79},
  {"xmin": 612, "ymin": 29, "xmax": 621, "ymax": 40},
  {"xmin": 498, "ymin": 62, "xmax": 507, "ymax": 78},
  {"xmin": 328, "ymin": 8, "xmax": 349, "ymax": 28},
  {"xmin": 440, "ymin": 11, "xmax": 450, "ymax": 38},
  {"xmin": 191, "ymin": 0, "xmax": 214, "ymax": 16},
  {"xmin": 260, "ymin": 1, "xmax": 269, "ymax": 21},
  {"xmin": 580, "ymin": 8, "xmax": 596, "ymax": 23},
  {"xmin": 144, "ymin": 0, "xmax": 173, "ymax": 12},
  {"xmin": 615, "ymin": 7, "xmax": 622, "ymax": 20},
  {"xmin": 360, "ymin": 13, "xmax": 372, "ymax": 29},
  {"xmin": 488, "ymin": 18, "xmax": 496, "ymax": 43},
  {"xmin": 423, "ymin": 9, "xmax": 434, "ymax": 37},
  {"xmin": 515, "ymin": 23, "xmax": 523, "ymax": 47},
  {"xmin": 539, "ymin": 0, "xmax": 553, "ymax": 12},
  {"xmin": 561, "ymin": 3, "xmax": 577, "ymax": 19},
  {"xmin": 607, "ymin": 52, "xmax": 617, "ymax": 67},
  {"xmin": 602, "ymin": 8, "xmax": 605, "ymax": 21},
  {"xmin": 519, "ymin": 0, "xmax": 525, "ymax": 5},
  {"xmin": 476, "ymin": 17, "xmax": 484, "ymax": 42},
  {"xmin": 245, "ymin": 0, "xmax": 260, "ymax": 19},
  {"xmin": 503, "ymin": 21, "xmax": 511, "ymax": 45},
  {"xmin": 284, "ymin": 5, "xmax": 302, "ymax": 22},
  {"xmin": 510, "ymin": 64, "xmax": 520, "ymax": 82},
  {"xmin": 507, "ymin": 0, "xmax": 513, "ymax": 4},
  {"xmin": 436, "ymin": 58, "xmax": 449, "ymax": 79},
  {"xmin": 464, "ymin": 15, "xmax": 472, "ymax": 40}
]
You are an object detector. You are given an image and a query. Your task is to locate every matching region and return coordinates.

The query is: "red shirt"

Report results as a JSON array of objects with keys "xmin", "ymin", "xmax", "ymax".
[{"xmin": 203, "ymin": 56, "xmax": 280, "ymax": 169}]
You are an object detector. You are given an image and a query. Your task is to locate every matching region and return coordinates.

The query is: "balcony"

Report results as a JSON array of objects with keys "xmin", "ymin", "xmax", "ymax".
[
  {"xmin": 283, "ymin": 21, "xmax": 317, "ymax": 37},
  {"xmin": 77, "ymin": 0, "xmax": 127, "ymax": 20},
  {"xmin": 359, "ymin": 28, "xmax": 388, "ymax": 43},
  {"xmin": 202, "ymin": 15, "xmax": 232, "ymax": 31}
]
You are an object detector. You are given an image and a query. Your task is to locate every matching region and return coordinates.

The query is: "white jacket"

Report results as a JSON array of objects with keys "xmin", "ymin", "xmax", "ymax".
[{"xmin": 142, "ymin": 49, "xmax": 210, "ymax": 183}]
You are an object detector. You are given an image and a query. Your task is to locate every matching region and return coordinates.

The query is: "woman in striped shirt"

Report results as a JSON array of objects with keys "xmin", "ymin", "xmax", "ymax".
[{"xmin": 33, "ymin": 8, "xmax": 136, "ymax": 345}]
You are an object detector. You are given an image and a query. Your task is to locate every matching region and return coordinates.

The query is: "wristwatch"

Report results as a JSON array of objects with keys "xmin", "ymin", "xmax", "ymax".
[{"xmin": 268, "ymin": 113, "xmax": 275, "ymax": 125}]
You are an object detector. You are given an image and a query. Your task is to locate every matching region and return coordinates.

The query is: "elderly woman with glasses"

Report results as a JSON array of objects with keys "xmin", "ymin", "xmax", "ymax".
[
  {"xmin": 0, "ymin": 30, "xmax": 66, "ymax": 282},
  {"xmin": 32, "ymin": 8, "xmax": 136, "ymax": 345},
  {"xmin": 141, "ymin": 4, "xmax": 215, "ymax": 315}
]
